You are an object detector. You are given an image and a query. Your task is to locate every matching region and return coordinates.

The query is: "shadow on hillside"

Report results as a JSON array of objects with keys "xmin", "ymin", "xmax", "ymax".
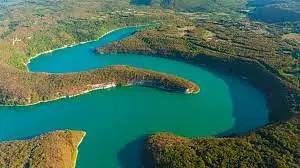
[{"xmin": 117, "ymin": 135, "xmax": 148, "ymax": 168}]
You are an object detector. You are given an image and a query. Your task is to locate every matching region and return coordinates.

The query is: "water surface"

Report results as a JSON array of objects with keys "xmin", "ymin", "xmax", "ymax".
[{"xmin": 0, "ymin": 27, "xmax": 269, "ymax": 168}]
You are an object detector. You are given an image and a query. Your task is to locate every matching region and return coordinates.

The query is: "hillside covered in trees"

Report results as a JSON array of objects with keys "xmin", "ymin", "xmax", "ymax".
[
  {"xmin": 143, "ymin": 118, "xmax": 300, "ymax": 167},
  {"xmin": 0, "ymin": 65, "xmax": 199, "ymax": 105},
  {"xmin": 131, "ymin": 0, "xmax": 247, "ymax": 12},
  {"xmin": 0, "ymin": 130, "xmax": 85, "ymax": 168}
]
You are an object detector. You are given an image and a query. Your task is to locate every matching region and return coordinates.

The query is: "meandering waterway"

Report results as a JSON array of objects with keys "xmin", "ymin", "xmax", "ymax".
[{"xmin": 0, "ymin": 27, "xmax": 269, "ymax": 168}]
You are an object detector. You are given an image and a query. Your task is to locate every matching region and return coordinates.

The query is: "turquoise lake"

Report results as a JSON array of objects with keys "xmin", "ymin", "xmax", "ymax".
[{"xmin": 0, "ymin": 27, "xmax": 269, "ymax": 168}]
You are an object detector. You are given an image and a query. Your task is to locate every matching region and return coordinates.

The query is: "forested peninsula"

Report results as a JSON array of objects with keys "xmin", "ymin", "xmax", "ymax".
[{"xmin": 0, "ymin": 64, "xmax": 199, "ymax": 106}]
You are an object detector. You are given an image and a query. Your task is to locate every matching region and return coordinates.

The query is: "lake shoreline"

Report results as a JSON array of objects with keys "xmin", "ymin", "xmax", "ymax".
[
  {"xmin": 0, "ymin": 68, "xmax": 200, "ymax": 107},
  {"xmin": 25, "ymin": 28, "xmax": 118, "ymax": 70},
  {"xmin": 73, "ymin": 131, "xmax": 87, "ymax": 168},
  {"xmin": 0, "ymin": 81, "xmax": 198, "ymax": 107},
  {"xmin": 25, "ymin": 24, "xmax": 157, "ymax": 71},
  {"xmin": 0, "ymin": 82, "xmax": 117, "ymax": 107},
  {"xmin": 97, "ymin": 47, "xmax": 299, "ymax": 122},
  {"xmin": 96, "ymin": 31, "xmax": 300, "ymax": 168},
  {"xmin": 0, "ymin": 24, "xmax": 203, "ymax": 107}
]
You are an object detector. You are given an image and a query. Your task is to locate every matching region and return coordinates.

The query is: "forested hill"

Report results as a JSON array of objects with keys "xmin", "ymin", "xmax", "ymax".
[{"xmin": 131, "ymin": 0, "xmax": 247, "ymax": 12}]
